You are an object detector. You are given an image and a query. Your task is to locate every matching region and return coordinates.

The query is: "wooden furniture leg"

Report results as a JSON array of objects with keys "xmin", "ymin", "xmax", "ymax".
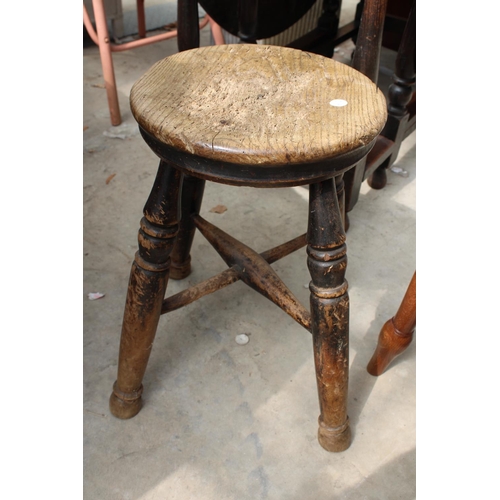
[
  {"xmin": 91, "ymin": 0, "xmax": 122, "ymax": 126},
  {"xmin": 342, "ymin": 0, "xmax": 387, "ymax": 213},
  {"xmin": 308, "ymin": 178, "xmax": 351, "ymax": 452},
  {"xmin": 334, "ymin": 174, "xmax": 347, "ymax": 231},
  {"xmin": 170, "ymin": 175, "xmax": 206, "ymax": 279},
  {"xmin": 109, "ymin": 161, "xmax": 182, "ymax": 418},
  {"xmin": 367, "ymin": 272, "xmax": 416, "ymax": 376},
  {"xmin": 367, "ymin": 1, "xmax": 416, "ymax": 189},
  {"xmin": 136, "ymin": 0, "xmax": 146, "ymax": 39},
  {"xmin": 343, "ymin": 0, "xmax": 416, "ymax": 216}
]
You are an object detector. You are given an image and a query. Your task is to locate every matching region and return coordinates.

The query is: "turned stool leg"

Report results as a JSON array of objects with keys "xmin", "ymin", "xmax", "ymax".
[
  {"xmin": 367, "ymin": 272, "xmax": 416, "ymax": 376},
  {"xmin": 170, "ymin": 175, "xmax": 206, "ymax": 279},
  {"xmin": 307, "ymin": 178, "xmax": 351, "ymax": 452},
  {"xmin": 109, "ymin": 161, "xmax": 182, "ymax": 419}
]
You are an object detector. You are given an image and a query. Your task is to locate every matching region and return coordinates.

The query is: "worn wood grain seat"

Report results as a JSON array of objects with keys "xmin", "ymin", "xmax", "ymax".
[
  {"xmin": 131, "ymin": 44, "xmax": 386, "ymax": 186},
  {"xmin": 109, "ymin": 5, "xmax": 389, "ymax": 454}
]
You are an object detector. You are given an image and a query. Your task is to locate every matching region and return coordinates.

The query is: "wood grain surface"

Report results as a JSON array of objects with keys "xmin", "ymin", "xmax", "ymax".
[{"xmin": 130, "ymin": 44, "xmax": 387, "ymax": 166}]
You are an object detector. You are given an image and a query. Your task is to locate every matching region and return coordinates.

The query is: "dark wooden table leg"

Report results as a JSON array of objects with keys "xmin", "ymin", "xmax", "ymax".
[
  {"xmin": 343, "ymin": 157, "xmax": 365, "ymax": 217},
  {"xmin": 367, "ymin": 271, "xmax": 416, "ymax": 376},
  {"xmin": 109, "ymin": 161, "xmax": 182, "ymax": 419},
  {"xmin": 307, "ymin": 178, "xmax": 351, "ymax": 452},
  {"xmin": 170, "ymin": 175, "xmax": 206, "ymax": 279},
  {"xmin": 368, "ymin": 0, "xmax": 415, "ymax": 190}
]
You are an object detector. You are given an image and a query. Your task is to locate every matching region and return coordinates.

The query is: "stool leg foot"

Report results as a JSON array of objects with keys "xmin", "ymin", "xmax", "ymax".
[
  {"xmin": 308, "ymin": 179, "xmax": 351, "ymax": 452},
  {"xmin": 367, "ymin": 165, "xmax": 387, "ymax": 189},
  {"xmin": 170, "ymin": 176, "xmax": 205, "ymax": 280},
  {"xmin": 110, "ymin": 161, "xmax": 182, "ymax": 419},
  {"xmin": 318, "ymin": 417, "xmax": 352, "ymax": 452},
  {"xmin": 169, "ymin": 258, "xmax": 191, "ymax": 280},
  {"xmin": 109, "ymin": 382, "xmax": 143, "ymax": 419},
  {"xmin": 109, "ymin": 260, "xmax": 170, "ymax": 419}
]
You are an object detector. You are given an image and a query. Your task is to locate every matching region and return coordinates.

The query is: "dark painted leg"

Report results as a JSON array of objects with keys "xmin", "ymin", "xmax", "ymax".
[
  {"xmin": 307, "ymin": 178, "xmax": 351, "ymax": 452},
  {"xmin": 334, "ymin": 174, "xmax": 348, "ymax": 232},
  {"xmin": 170, "ymin": 175, "xmax": 206, "ymax": 279},
  {"xmin": 367, "ymin": 156, "xmax": 389, "ymax": 190},
  {"xmin": 368, "ymin": 1, "xmax": 415, "ymax": 190},
  {"xmin": 367, "ymin": 272, "xmax": 416, "ymax": 376},
  {"xmin": 343, "ymin": 157, "xmax": 366, "ymax": 219},
  {"xmin": 109, "ymin": 161, "xmax": 182, "ymax": 419}
]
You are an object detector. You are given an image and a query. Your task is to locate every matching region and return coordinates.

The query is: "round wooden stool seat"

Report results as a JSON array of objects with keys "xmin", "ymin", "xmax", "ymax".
[{"xmin": 130, "ymin": 45, "xmax": 386, "ymax": 185}]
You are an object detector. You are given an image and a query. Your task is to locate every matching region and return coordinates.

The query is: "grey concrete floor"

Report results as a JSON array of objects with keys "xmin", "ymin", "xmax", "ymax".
[{"xmin": 83, "ymin": 23, "xmax": 416, "ymax": 500}]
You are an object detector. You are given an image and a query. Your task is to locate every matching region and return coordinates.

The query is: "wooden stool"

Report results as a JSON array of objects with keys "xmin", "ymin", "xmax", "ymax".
[
  {"xmin": 108, "ymin": 39, "xmax": 386, "ymax": 452},
  {"xmin": 367, "ymin": 272, "xmax": 416, "ymax": 376}
]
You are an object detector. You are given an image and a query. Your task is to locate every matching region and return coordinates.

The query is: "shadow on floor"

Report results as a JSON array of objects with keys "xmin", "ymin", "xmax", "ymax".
[{"xmin": 292, "ymin": 447, "xmax": 416, "ymax": 500}]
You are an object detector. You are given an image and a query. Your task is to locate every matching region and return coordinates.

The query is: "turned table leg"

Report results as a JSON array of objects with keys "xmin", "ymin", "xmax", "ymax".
[
  {"xmin": 367, "ymin": 1, "xmax": 416, "ymax": 190},
  {"xmin": 170, "ymin": 175, "xmax": 206, "ymax": 279},
  {"xmin": 367, "ymin": 272, "xmax": 416, "ymax": 376},
  {"xmin": 307, "ymin": 178, "xmax": 351, "ymax": 452},
  {"xmin": 109, "ymin": 161, "xmax": 182, "ymax": 419}
]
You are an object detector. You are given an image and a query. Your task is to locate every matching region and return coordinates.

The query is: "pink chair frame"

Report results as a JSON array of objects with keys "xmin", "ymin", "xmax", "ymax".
[{"xmin": 83, "ymin": 0, "xmax": 225, "ymax": 126}]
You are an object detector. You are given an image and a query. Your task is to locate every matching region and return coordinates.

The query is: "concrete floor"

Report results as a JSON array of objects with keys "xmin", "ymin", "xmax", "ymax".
[{"xmin": 83, "ymin": 20, "xmax": 416, "ymax": 500}]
